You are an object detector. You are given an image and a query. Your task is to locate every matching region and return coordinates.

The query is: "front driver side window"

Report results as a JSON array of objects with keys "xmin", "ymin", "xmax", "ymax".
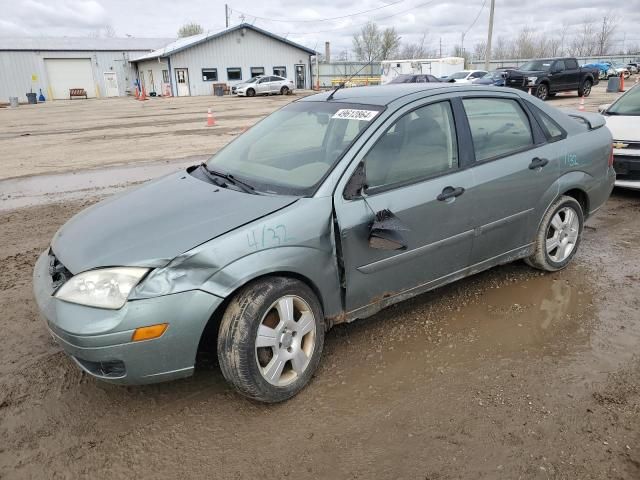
[{"xmin": 364, "ymin": 101, "xmax": 458, "ymax": 190}]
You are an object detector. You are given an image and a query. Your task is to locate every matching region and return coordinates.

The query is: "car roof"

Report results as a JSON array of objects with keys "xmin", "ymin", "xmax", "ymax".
[{"xmin": 301, "ymin": 83, "xmax": 508, "ymax": 106}]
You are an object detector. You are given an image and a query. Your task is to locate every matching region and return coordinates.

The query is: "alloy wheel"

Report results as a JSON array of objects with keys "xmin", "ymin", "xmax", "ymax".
[
  {"xmin": 546, "ymin": 207, "xmax": 580, "ymax": 263},
  {"xmin": 255, "ymin": 295, "xmax": 317, "ymax": 386}
]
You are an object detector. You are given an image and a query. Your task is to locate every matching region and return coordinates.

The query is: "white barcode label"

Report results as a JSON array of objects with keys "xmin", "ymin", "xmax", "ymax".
[{"xmin": 332, "ymin": 109, "xmax": 379, "ymax": 121}]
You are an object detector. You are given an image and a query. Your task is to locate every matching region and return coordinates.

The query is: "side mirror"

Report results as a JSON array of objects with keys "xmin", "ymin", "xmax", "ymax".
[
  {"xmin": 598, "ymin": 104, "xmax": 611, "ymax": 114},
  {"xmin": 343, "ymin": 162, "xmax": 366, "ymax": 200},
  {"xmin": 368, "ymin": 209, "xmax": 408, "ymax": 251}
]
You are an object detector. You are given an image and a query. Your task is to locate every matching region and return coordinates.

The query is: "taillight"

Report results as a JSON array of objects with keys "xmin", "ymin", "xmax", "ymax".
[{"xmin": 608, "ymin": 145, "xmax": 614, "ymax": 167}]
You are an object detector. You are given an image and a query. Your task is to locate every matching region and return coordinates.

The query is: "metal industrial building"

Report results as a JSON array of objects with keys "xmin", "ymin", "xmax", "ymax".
[
  {"xmin": 132, "ymin": 24, "xmax": 316, "ymax": 97},
  {"xmin": 0, "ymin": 37, "xmax": 171, "ymax": 102}
]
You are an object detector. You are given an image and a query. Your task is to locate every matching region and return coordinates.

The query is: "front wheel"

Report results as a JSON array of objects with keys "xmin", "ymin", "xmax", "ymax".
[
  {"xmin": 217, "ymin": 277, "xmax": 325, "ymax": 403},
  {"xmin": 579, "ymin": 79, "xmax": 592, "ymax": 97},
  {"xmin": 246, "ymin": 88, "xmax": 255, "ymax": 97},
  {"xmin": 536, "ymin": 83, "xmax": 549, "ymax": 101},
  {"xmin": 526, "ymin": 196, "xmax": 584, "ymax": 272}
]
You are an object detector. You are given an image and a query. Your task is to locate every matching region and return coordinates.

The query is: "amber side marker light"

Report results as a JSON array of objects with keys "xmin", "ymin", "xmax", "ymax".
[{"xmin": 132, "ymin": 323, "xmax": 168, "ymax": 342}]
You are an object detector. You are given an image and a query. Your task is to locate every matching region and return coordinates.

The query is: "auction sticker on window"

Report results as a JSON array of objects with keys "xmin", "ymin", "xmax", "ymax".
[{"xmin": 332, "ymin": 109, "xmax": 379, "ymax": 121}]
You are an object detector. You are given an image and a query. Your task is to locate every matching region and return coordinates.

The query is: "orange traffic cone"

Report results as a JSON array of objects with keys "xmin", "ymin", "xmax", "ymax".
[
  {"xmin": 134, "ymin": 87, "xmax": 139, "ymax": 99},
  {"xmin": 619, "ymin": 72, "xmax": 625, "ymax": 92},
  {"xmin": 206, "ymin": 108, "xmax": 216, "ymax": 126},
  {"xmin": 578, "ymin": 96, "xmax": 585, "ymax": 111}
]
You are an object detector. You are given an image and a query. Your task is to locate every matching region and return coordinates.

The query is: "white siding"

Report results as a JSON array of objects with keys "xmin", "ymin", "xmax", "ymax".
[
  {"xmin": 0, "ymin": 49, "xmax": 150, "ymax": 102},
  {"xmin": 165, "ymin": 28, "xmax": 312, "ymax": 96}
]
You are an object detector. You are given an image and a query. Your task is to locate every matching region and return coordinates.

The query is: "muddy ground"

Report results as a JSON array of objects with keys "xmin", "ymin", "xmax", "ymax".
[
  {"xmin": 0, "ymin": 191, "xmax": 638, "ymax": 479},
  {"xmin": 1, "ymin": 84, "xmax": 640, "ymax": 479}
]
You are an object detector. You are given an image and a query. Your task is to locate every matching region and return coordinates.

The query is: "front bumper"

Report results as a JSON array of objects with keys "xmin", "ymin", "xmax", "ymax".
[
  {"xmin": 613, "ymin": 150, "xmax": 640, "ymax": 190},
  {"xmin": 33, "ymin": 251, "xmax": 224, "ymax": 385}
]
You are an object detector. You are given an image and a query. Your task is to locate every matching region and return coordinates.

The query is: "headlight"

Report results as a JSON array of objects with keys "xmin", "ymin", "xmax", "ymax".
[
  {"xmin": 55, "ymin": 267, "xmax": 150, "ymax": 309},
  {"xmin": 527, "ymin": 76, "xmax": 538, "ymax": 85}
]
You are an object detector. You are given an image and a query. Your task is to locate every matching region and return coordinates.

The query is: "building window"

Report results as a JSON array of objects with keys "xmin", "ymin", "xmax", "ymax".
[
  {"xmin": 250, "ymin": 67, "xmax": 265, "ymax": 77},
  {"xmin": 227, "ymin": 67, "xmax": 242, "ymax": 81},
  {"xmin": 202, "ymin": 68, "xmax": 218, "ymax": 81},
  {"xmin": 162, "ymin": 70, "xmax": 169, "ymax": 83},
  {"xmin": 273, "ymin": 66, "xmax": 286, "ymax": 78}
]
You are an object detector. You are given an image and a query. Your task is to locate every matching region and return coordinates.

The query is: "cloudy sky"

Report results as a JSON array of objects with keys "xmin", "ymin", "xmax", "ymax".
[{"xmin": 2, "ymin": 0, "xmax": 640, "ymax": 57}]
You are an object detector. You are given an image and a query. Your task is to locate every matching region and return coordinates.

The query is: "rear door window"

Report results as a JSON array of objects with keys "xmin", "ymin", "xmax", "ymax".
[{"xmin": 462, "ymin": 98, "xmax": 534, "ymax": 162}]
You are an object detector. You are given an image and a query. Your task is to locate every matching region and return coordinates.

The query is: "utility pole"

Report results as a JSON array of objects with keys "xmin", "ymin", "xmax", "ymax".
[
  {"xmin": 484, "ymin": 0, "xmax": 495, "ymax": 71},
  {"xmin": 225, "ymin": 4, "xmax": 230, "ymax": 28},
  {"xmin": 439, "ymin": 37, "xmax": 442, "ymax": 58}
]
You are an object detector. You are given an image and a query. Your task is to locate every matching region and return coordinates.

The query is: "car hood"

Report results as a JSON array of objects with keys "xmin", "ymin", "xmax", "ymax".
[
  {"xmin": 51, "ymin": 170, "xmax": 297, "ymax": 273},
  {"xmin": 605, "ymin": 115, "xmax": 640, "ymax": 141},
  {"xmin": 510, "ymin": 69, "xmax": 546, "ymax": 77}
]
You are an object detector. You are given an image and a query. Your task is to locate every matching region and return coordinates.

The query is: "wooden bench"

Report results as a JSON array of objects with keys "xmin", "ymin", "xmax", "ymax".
[{"xmin": 69, "ymin": 88, "xmax": 88, "ymax": 100}]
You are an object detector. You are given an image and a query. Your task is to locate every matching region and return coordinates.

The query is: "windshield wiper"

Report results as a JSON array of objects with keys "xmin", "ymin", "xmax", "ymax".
[{"xmin": 200, "ymin": 164, "xmax": 257, "ymax": 194}]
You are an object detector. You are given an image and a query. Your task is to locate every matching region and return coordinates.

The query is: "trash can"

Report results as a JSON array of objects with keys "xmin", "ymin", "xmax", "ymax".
[
  {"xmin": 214, "ymin": 86, "xmax": 224, "ymax": 97},
  {"xmin": 26, "ymin": 92, "xmax": 37, "ymax": 104},
  {"xmin": 9, "ymin": 96, "xmax": 19, "ymax": 108},
  {"xmin": 606, "ymin": 76, "xmax": 620, "ymax": 93}
]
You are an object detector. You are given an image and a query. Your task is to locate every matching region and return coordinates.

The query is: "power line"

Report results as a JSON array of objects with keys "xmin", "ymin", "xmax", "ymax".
[
  {"xmin": 463, "ymin": 0, "xmax": 487, "ymax": 37},
  {"xmin": 230, "ymin": 0, "xmax": 405, "ymax": 24},
  {"xmin": 262, "ymin": 0, "xmax": 440, "ymax": 36}
]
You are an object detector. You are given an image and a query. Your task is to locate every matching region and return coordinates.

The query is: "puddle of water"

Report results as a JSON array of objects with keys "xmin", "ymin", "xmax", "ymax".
[{"xmin": 0, "ymin": 156, "xmax": 206, "ymax": 211}]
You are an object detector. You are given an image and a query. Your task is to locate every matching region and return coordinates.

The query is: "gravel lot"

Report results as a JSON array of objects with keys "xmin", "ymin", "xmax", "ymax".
[{"xmin": 1, "ymin": 83, "xmax": 639, "ymax": 479}]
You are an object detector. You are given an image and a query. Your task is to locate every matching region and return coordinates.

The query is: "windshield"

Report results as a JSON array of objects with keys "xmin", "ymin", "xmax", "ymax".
[
  {"xmin": 519, "ymin": 60, "xmax": 552, "ymax": 71},
  {"xmin": 206, "ymin": 101, "xmax": 383, "ymax": 195},
  {"xmin": 449, "ymin": 71, "xmax": 470, "ymax": 79},
  {"xmin": 608, "ymin": 85, "xmax": 640, "ymax": 115},
  {"xmin": 245, "ymin": 77, "xmax": 260, "ymax": 84}
]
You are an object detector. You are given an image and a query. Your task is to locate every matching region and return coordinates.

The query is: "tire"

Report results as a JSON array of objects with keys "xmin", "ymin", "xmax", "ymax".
[
  {"xmin": 280, "ymin": 86, "xmax": 289, "ymax": 95},
  {"xmin": 536, "ymin": 83, "xmax": 549, "ymax": 101},
  {"xmin": 624, "ymin": 71, "xmax": 630, "ymax": 80},
  {"xmin": 246, "ymin": 88, "xmax": 255, "ymax": 97},
  {"xmin": 526, "ymin": 195, "xmax": 584, "ymax": 272},
  {"xmin": 578, "ymin": 79, "xmax": 592, "ymax": 97},
  {"xmin": 217, "ymin": 277, "xmax": 325, "ymax": 403}
]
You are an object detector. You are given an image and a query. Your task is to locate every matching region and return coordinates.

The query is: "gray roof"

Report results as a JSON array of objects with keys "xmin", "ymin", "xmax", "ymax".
[
  {"xmin": 132, "ymin": 23, "xmax": 316, "ymax": 62},
  {"xmin": 301, "ymin": 83, "xmax": 503, "ymax": 106},
  {"xmin": 0, "ymin": 37, "xmax": 174, "ymax": 52}
]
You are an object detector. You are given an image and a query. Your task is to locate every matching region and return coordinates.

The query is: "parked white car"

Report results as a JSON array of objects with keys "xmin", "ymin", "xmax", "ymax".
[
  {"xmin": 233, "ymin": 75, "xmax": 294, "ymax": 97},
  {"xmin": 445, "ymin": 70, "xmax": 488, "ymax": 84},
  {"xmin": 600, "ymin": 85, "xmax": 640, "ymax": 190},
  {"xmin": 610, "ymin": 63, "xmax": 631, "ymax": 79}
]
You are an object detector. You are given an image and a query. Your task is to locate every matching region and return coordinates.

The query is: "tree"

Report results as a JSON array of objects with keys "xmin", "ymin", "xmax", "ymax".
[
  {"xmin": 399, "ymin": 33, "xmax": 434, "ymax": 59},
  {"xmin": 352, "ymin": 21, "xmax": 401, "ymax": 62},
  {"xmin": 596, "ymin": 14, "xmax": 618, "ymax": 55},
  {"xmin": 178, "ymin": 22, "xmax": 204, "ymax": 38},
  {"xmin": 380, "ymin": 27, "xmax": 401, "ymax": 60},
  {"xmin": 353, "ymin": 22, "xmax": 380, "ymax": 62}
]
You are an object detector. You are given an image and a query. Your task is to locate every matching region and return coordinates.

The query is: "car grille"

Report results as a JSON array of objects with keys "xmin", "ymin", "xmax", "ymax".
[
  {"xmin": 48, "ymin": 249, "xmax": 72, "ymax": 290},
  {"xmin": 613, "ymin": 154, "xmax": 640, "ymax": 180},
  {"xmin": 613, "ymin": 141, "xmax": 640, "ymax": 150}
]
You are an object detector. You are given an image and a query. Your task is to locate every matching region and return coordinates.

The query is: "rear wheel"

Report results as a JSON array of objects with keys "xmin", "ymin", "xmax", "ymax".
[
  {"xmin": 536, "ymin": 83, "xmax": 549, "ymax": 101},
  {"xmin": 578, "ymin": 79, "xmax": 592, "ymax": 97},
  {"xmin": 217, "ymin": 277, "xmax": 325, "ymax": 403},
  {"xmin": 280, "ymin": 86, "xmax": 289, "ymax": 95},
  {"xmin": 526, "ymin": 196, "xmax": 584, "ymax": 272}
]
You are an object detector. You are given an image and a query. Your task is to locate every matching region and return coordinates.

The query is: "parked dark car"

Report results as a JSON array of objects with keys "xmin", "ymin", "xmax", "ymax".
[
  {"xmin": 389, "ymin": 74, "xmax": 441, "ymax": 84},
  {"xmin": 472, "ymin": 69, "xmax": 517, "ymax": 86},
  {"xmin": 506, "ymin": 57, "xmax": 599, "ymax": 101}
]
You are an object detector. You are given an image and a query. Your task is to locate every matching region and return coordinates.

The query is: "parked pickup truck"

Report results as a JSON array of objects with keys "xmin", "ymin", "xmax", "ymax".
[{"xmin": 505, "ymin": 57, "xmax": 600, "ymax": 101}]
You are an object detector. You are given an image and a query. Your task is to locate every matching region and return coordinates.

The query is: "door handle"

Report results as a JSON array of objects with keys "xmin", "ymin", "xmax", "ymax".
[
  {"xmin": 437, "ymin": 186, "xmax": 465, "ymax": 201},
  {"xmin": 529, "ymin": 157, "xmax": 549, "ymax": 169}
]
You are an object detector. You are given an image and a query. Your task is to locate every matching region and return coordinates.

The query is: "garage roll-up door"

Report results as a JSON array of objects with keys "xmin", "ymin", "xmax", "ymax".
[{"xmin": 45, "ymin": 58, "xmax": 96, "ymax": 99}]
